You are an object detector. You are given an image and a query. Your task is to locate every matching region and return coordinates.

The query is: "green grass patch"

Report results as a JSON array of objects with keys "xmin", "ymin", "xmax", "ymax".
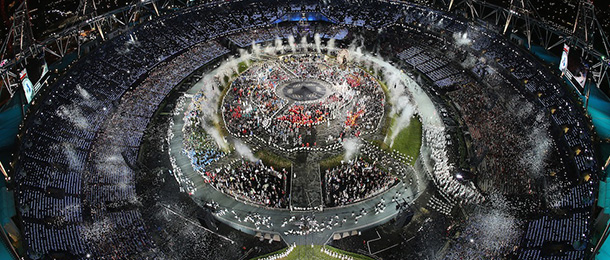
[
  {"xmin": 238, "ymin": 60, "xmax": 250, "ymax": 73},
  {"xmin": 377, "ymin": 111, "xmax": 393, "ymax": 144},
  {"xmin": 319, "ymin": 154, "xmax": 345, "ymax": 170},
  {"xmin": 212, "ymin": 120, "xmax": 231, "ymax": 153},
  {"xmin": 255, "ymin": 149, "xmax": 292, "ymax": 170},
  {"xmin": 389, "ymin": 117, "xmax": 422, "ymax": 165},
  {"xmin": 251, "ymin": 245, "xmax": 373, "ymax": 260}
]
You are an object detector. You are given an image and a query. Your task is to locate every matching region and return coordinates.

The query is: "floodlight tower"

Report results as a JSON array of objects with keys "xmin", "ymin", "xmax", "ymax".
[
  {"xmin": 448, "ymin": 0, "xmax": 478, "ymax": 19},
  {"xmin": 503, "ymin": 0, "xmax": 538, "ymax": 50},
  {"xmin": 77, "ymin": 0, "xmax": 109, "ymax": 42}
]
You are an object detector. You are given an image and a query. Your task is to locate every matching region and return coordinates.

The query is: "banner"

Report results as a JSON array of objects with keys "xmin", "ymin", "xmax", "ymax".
[
  {"xmin": 559, "ymin": 44, "xmax": 569, "ymax": 72},
  {"xmin": 22, "ymin": 77, "xmax": 34, "ymax": 103}
]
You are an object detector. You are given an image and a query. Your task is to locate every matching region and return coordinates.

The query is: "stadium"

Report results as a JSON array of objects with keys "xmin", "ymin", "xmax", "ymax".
[{"xmin": 0, "ymin": 0, "xmax": 609, "ymax": 259}]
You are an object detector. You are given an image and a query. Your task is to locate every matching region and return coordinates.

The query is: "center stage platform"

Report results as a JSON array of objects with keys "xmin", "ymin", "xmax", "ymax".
[{"xmin": 278, "ymin": 79, "xmax": 330, "ymax": 102}]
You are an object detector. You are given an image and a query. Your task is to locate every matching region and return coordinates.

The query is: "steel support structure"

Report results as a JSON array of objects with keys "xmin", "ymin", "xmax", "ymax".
[
  {"xmin": 0, "ymin": 0, "xmax": 606, "ymax": 101},
  {"xmin": 0, "ymin": 0, "xmax": 187, "ymax": 100},
  {"xmin": 448, "ymin": 0, "xmax": 609, "ymax": 95},
  {"xmin": 0, "ymin": 0, "xmax": 37, "ymax": 97},
  {"xmin": 572, "ymin": 0, "xmax": 610, "ymax": 89}
]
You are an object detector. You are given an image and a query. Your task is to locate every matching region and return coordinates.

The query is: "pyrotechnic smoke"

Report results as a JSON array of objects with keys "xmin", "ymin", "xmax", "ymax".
[
  {"xmin": 507, "ymin": 98, "xmax": 552, "ymax": 179},
  {"xmin": 238, "ymin": 49, "xmax": 251, "ymax": 66},
  {"xmin": 288, "ymin": 35, "xmax": 296, "ymax": 53},
  {"xmin": 57, "ymin": 105, "xmax": 89, "ymax": 130},
  {"xmin": 57, "ymin": 85, "xmax": 102, "ymax": 130},
  {"xmin": 252, "ymin": 42, "xmax": 261, "ymax": 57},
  {"xmin": 264, "ymin": 44, "xmax": 275, "ymax": 55},
  {"xmin": 61, "ymin": 142, "xmax": 84, "ymax": 171},
  {"xmin": 184, "ymin": 51, "xmax": 257, "ymax": 151},
  {"xmin": 314, "ymin": 33, "xmax": 322, "ymax": 53},
  {"xmin": 300, "ymin": 36, "xmax": 308, "ymax": 52},
  {"xmin": 461, "ymin": 53, "xmax": 478, "ymax": 69},
  {"xmin": 82, "ymin": 217, "xmax": 114, "ymax": 242},
  {"xmin": 326, "ymin": 38, "xmax": 336, "ymax": 55},
  {"xmin": 342, "ymin": 138, "xmax": 362, "ymax": 161},
  {"xmin": 346, "ymin": 43, "xmax": 418, "ymax": 145},
  {"xmin": 520, "ymin": 121, "xmax": 552, "ymax": 179},
  {"xmin": 345, "ymin": 38, "xmax": 483, "ymax": 203},
  {"xmin": 77, "ymin": 85, "xmax": 91, "ymax": 100},
  {"xmin": 233, "ymin": 139, "xmax": 257, "ymax": 162},
  {"xmin": 453, "ymin": 32, "xmax": 472, "ymax": 46},
  {"xmin": 275, "ymin": 37, "xmax": 285, "ymax": 54},
  {"xmin": 447, "ymin": 194, "xmax": 522, "ymax": 259},
  {"xmin": 388, "ymin": 95, "xmax": 416, "ymax": 146}
]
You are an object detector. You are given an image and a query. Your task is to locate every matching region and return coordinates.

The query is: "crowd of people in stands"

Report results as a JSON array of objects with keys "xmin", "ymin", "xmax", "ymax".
[
  {"xmin": 210, "ymin": 160, "xmax": 289, "ymax": 208},
  {"xmin": 324, "ymin": 158, "xmax": 397, "ymax": 207},
  {"xmin": 392, "ymin": 13, "xmax": 598, "ymax": 257},
  {"xmin": 17, "ymin": 5, "xmax": 237, "ymax": 256}
]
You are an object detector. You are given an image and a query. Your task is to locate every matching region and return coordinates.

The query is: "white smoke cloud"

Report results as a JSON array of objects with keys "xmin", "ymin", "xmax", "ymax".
[
  {"xmin": 57, "ymin": 105, "xmax": 89, "ymax": 130},
  {"xmin": 520, "ymin": 124, "xmax": 552, "ymax": 179},
  {"xmin": 461, "ymin": 53, "xmax": 478, "ymax": 69},
  {"xmin": 453, "ymin": 32, "xmax": 472, "ymax": 46},
  {"xmin": 342, "ymin": 137, "xmax": 362, "ymax": 161},
  {"xmin": 447, "ymin": 194, "xmax": 522, "ymax": 259},
  {"xmin": 345, "ymin": 42, "xmax": 421, "ymax": 148},
  {"xmin": 233, "ymin": 139, "xmax": 257, "ymax": 162},
  {"xmin": 388, "ymin": 95, "xmax": 416, "ymax": 146},
  {"xmin": 300, "ymin": 36, "xmax": 309, "ymax": 52},
  {"xmin": 314, "ymin": 33, "xmax": 322, "ymax": 53},
  {"xmin": 326, "ymin": 38, "xmax": 336, "ymax": 55},
  {"xmin": 184, "ymin": 51, "xmax": 256, "ymax": 151},
  {"xmin": 275, "ymin": 37, "xmax": 285, "ymax": 54},
  {"xmin": 508, "ymin": 98, "xmax": 552, "ymax": 179},
  {"xmin": 82, "ymin": 217, "xmax": 114, "ymax": 242},
  {"xmin": 288, "ymin": 35, "xmax": 296, "ymax": 53},
  {"xmin": 60, "ymin": 142, "xmax": 83, "ymax": 171}
]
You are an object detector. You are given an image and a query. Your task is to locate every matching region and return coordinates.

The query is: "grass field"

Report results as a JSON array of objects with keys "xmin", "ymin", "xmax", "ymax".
[
  {"xmin": 387, "ymin": 116, "xmax": 423, "ymax": 165},
  {"xmin": 255, "ymin": 149, "xmax": 292, "ymax": 170},
  {"xmin": 238, "ymin": 60, "xmax": 250, "ymax": 73},
  {"xmin": 319, "ymin": 154, "xmax": 345, "ymax": 170},
  {"xmin": 359, "ymin": 64, "xmax": 422, "ymax": 165},
  {"xmin": 252, "ymin": 245, "xmax": 374, "ymax": 260}
]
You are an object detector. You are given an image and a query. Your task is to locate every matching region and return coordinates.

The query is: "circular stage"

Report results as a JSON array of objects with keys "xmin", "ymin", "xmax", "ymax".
[{"xmin": 278, "ymin": 79, "xmax": 330, "ymax": 102}]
